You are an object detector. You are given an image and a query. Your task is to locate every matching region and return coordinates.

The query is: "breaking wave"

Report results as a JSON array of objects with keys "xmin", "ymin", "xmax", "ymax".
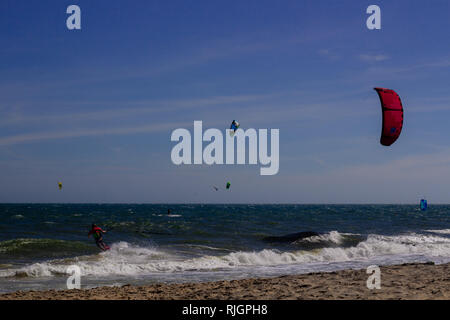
[{"xmin": 3, "ymin": 230, "xmax": 450, "ymax": 279}]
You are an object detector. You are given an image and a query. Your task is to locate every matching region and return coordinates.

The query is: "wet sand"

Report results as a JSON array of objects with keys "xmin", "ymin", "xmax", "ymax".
[{"xmin": 1, "ymin": 262, "xmax": 449, "ymax": 300}]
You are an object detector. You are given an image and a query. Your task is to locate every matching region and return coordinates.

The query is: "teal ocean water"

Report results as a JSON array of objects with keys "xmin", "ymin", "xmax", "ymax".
[{"xmin": 0, "ymin": 204, "xmax": 449, "ymax": 293}]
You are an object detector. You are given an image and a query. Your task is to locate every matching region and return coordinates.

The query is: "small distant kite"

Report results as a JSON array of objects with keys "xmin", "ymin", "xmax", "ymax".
[
  {"xmin": 229, "ymin": 120, "xmax": 240, "ymax": 137},
  {"xmin": 58, "ymin": 182, "xmax": 63, "ymax": 190},
  {"xmin": 374, "ymin": 88, "xmax": 404, "ymax": 146},
  {"xmin": 420, "ymin": 199, "xmax": 428, "ymax": 211},
  {"xmin": 212, "ymin": 186, "xmax": 219, "ymax": 191},
  {"xmin": 226, "ymin": 182, "xmax": 231, "ymax": 190}
]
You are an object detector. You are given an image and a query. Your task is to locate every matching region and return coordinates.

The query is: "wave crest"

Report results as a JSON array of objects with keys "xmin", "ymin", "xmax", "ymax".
[{"xmin": 3, "ymin": 231, "xmax": 450, "ymax": 279}]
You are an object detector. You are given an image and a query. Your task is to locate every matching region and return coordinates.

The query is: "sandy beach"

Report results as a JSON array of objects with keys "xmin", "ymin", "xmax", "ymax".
[{"xmin": 1, "ymin": 262, "xmax": 448, "ymax": 300}]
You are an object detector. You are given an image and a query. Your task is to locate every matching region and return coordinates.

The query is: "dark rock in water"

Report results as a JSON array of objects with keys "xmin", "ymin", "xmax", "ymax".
[{"xmin": 262, "ymin": 231, "xmax": 319, "ymax": 243}]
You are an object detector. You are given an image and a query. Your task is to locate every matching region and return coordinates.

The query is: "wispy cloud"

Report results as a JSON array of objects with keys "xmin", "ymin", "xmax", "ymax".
[
  {"xmin": 365, "ymin": 56, "xmax": 450, "ymax": 76},
  {"xmin": 0, "ymin": 99, "xmax": 372, "ymax": 147},
  {"xmin": 318, "ymin": 49, "xmax": 340, "ymax": 61},
  {"xmin": 0, "ymin": 93, "xmax": 277, "ymax": 128},
  {"xmin": 358, "ymin": 54, "xmax": 390, "ymax": 62},
  {"xmin": 0, "ymin": 85, "xmax": 380, "ymax": 147},
  {"xmin": 0, "ymin": 121, "xmax": 190, "ymax": 146},
  {"xmin": 275, "ymin": 148, "xmax": 450, "ymax": 203}
]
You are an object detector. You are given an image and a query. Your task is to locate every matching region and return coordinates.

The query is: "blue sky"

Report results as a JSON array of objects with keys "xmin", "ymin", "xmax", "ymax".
[{"xmin": 1, "ymin": 0, "xmax": 450, "ymax": 203}]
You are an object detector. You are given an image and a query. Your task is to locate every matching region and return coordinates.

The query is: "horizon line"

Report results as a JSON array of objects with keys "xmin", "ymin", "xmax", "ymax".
[{"xmin": 0, "ymin": 202, "xmax": 439, "ymax": 205}]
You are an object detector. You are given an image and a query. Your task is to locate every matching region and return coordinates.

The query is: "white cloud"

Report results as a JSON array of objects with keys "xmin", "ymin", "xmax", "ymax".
[
  {"xmin": 0, "ymin": 121, "xmax": 190, "ymax": 146},
  {"xmin": 359, "ymin": 54, "xmax": 390, "ymax": 62},
  {"xmin": 0, "ymin": 93, "xmax": 276, "ymax": 128},
  {"xmin": 318, "ymin": 49, "xmax": 340, "ymax": 60}
]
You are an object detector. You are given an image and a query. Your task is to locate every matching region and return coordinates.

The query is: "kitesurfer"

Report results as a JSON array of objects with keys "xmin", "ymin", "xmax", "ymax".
[{"xmin": 88, "ymin": 224, "xmax": 109, "ymax": 251}]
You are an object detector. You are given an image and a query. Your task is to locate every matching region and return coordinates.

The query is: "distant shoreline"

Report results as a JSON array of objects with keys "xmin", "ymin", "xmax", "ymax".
[{"xmin": 1, "ymin": 262, "xmax": 448, "ymax": 300}]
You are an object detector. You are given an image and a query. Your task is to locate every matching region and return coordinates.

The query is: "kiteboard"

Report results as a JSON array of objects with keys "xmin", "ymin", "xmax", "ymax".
[{"xmin": 97, "ymin": 242, "xmax": 110, "ymax": 251}]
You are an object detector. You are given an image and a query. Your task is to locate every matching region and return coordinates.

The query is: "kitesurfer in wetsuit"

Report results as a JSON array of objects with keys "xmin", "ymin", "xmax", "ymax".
[{"xmin": 88, "ymin": 224, "xmax": 109, "ymax": 251}]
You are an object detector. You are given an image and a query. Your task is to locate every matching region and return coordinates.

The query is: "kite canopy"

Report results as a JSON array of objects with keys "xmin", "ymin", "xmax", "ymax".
[
  {"xmin": 229, "ymin": 120, "xmax": 240, "ymax": 137},
  {"xmin": 226, "ymin": 182, "xmax": 231, "ymax": 189},
  {"xmin": 420, "ymin": 199, "xmax": 428, "ymax": 211},
  {"xmin": 58, "ymin": 182, "xmax": 63, "ymax": 190},
  {"xmin": 374, "ymin": 88, "xmax": 404, "ymax": 146},
  {"xmin": 230, "ymin": 120, "xmax": 240, "ymax": 131}
]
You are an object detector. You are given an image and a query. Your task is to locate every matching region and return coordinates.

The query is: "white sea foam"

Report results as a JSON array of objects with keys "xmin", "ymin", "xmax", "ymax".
[
  {"xmin": 425, "ymin": 229, "xmax": 450, "ymax": 235},
  {"xmin": 292, "ymin": 230, "xmax": 351, "ymax": 244},
  {"xmin": 3, "ymin": 231, "xmax": 450, "ymax": 279}
]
